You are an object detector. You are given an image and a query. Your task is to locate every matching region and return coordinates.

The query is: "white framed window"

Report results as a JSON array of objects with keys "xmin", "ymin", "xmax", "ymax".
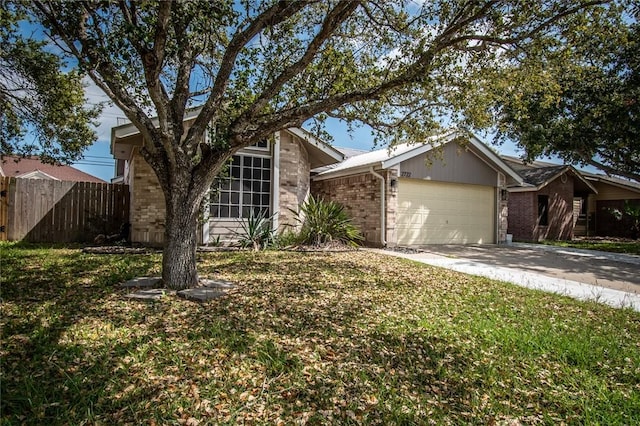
[
  {"xmin": 210, "ymin": 154, "xmax": 271, "ymax": 218},
  {"xmin": 245, "ymin": 139, "xmax": 270, "ymax": 152}
]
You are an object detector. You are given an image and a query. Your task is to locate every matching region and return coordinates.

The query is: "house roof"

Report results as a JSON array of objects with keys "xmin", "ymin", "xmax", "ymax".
[
  {"xmin": 519, "ymin": 165, "xmax": 569, "ymax": 186},
  {"xmin": 0, "ymin": 156, "xmax": 105, "ymax": 183},
  {"xmin": 284, "ymin": 127, "xmax": 344, "ymax": 168},
  {"xmin": 314, "ymin": 131, "xmax": 523, "ymax": 185},
  {"xmin": 501, "ymin": 157, "xmax": 597, "ymax": 194},
  {"xmin": 581, "ymin": 171, "xmax": 640, "ymax": 193}
]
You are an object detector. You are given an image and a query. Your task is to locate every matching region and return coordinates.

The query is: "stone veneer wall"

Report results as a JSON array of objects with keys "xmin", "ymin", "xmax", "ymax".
[
  {"xmin": 498, "ymin": 198, "xmax": 508, "ymax": 244},
  {"xmin": 278, "ymin": 131, "xmax": 310, "ymax": 229},
  {"xmin": 129, "ymin": 150, "xmax": 165, "ymax": 245},
  {"xmin": 311, "ymin": 169, "xmax": 398, "ymax": 247}
]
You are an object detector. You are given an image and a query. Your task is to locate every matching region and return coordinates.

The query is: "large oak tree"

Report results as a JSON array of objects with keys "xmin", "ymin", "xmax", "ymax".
[{"xmin": 20, "ymin": 0, "xmax": 619, "ymax": 289}]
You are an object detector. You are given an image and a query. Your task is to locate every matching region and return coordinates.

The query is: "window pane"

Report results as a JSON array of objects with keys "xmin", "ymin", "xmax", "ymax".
[
  {"xmin": 242, "ymin": 206, "xmax": 251, "ymax": 218},
  {"xmin": 243, "ymin": 193, "xmax": 251, "ymax": 204},
  {"xmin": 210, "ymin": 206, "xmax": 219, "ymax": 217},
  {"xmin": 232, "ymin": 156, "xmax": 240, "ymax": 166},
  {"xmin": 253, "ymin": 157, "xmax": 261, "ymax": 167},
  {"xmin": 220, "ymin": 193, "xmax": 229, "ymax": 204},
  {"xmin": 538, "ymin": 195, "xmax": 549, "ymax": 226},
  {"xmin": 262, "ymin": 182, "xmax": 270, "ymax": 192},
  {"xmin": 231, "ymin": 192, "xmax": 239, "ymax": 204},
  {"xmin": 220, "ymin": 206, "xmax": 229, "ymax": 217},
  {"xmin": 253, "ymin": 181, "xmax": 261, "ymax": 192},
  {"xmin": 231, "ymin": 179, "xmax": 240, "ymax": 191},
  {"xmin": 262, "ymin": 194, "xmax": 270, "ymax": 205},
  {"xmin": 262, "ymin": 170, "xmax": 270, "ymax": 180},
  {"xmin": 243, "ymin": 157, "xmax": 252, "ymax": 166},
  {"xmin": 253, "ymin": 193, "xmax": 261, "ymax": 205},
  {"xmin": 230, "ymin": 206, "xmax": 239, "ymax": 218},
  {"xmin": 231, "ymin": 166, "xmax": 240, "ymax": 178},
  {"xmin": 263, "ymin": 158, "xmax": 271, "ymax": 168}
]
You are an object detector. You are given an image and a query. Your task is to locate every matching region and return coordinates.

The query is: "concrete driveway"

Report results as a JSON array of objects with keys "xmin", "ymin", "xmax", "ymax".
[{"xmin": 373, "ymin": 243, "xmax": 640, "ymax": 311}]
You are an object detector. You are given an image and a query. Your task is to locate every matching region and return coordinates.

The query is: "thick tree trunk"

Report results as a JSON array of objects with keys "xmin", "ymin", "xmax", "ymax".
[{"xmin": 162, "ymin": 192, "xmax": 200, "ymax": 290}]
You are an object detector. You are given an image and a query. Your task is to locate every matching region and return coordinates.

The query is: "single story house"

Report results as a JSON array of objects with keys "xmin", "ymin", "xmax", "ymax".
[
  {"xmin": 502, "ymin": 156, "xmax": 640, "ymax": 240},
  {"xmin": 0, "ymin": 155, "xmax": 105, "ymax": 183},
  {"xmin": 312, "ymin": 133, "xmax": 523, "ymax": 246},
  {"xmin": 112, "ymin": 115, "xmax": 521, "ymax": 247}
]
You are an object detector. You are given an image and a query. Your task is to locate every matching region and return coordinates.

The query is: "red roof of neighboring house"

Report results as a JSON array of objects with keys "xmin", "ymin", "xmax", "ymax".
[{"xmin": 0, "ymin": 156, "xmax": 105, "ymax": 183}]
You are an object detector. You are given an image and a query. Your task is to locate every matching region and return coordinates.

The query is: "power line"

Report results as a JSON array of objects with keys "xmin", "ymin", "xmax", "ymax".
[{"xmin": 74, "ymin": 161, "xmax": 114, "ymax": 167}]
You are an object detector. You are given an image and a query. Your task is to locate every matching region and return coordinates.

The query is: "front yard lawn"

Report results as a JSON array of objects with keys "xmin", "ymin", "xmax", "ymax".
[
  {"xmin": 1, "ymin": 244, "xmax": 639, "ymax": 425},
  {"xmin": 541, "ymin": 238, "xmax": 640, "ymax": 255}
]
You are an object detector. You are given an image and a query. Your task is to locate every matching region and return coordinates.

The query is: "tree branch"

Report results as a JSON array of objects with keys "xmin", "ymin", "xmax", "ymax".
[
  {"xmin": 239, "ymin": 1, "xmax": 360, "ymax": 128},
  {"xmin": 185, "ymin": 0, "xmax": 313, "ymax": 147}
]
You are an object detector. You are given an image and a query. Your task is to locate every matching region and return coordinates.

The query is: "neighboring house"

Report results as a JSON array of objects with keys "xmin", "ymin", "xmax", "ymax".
[
  {"xmin": 502, "ymin": 156, "xmax": 640, "ymax": 240},
  {"xmin": 313, "ymin": 133, "xmax": 522, "ymax": 246},
  {"xmin": 111, "ymin": 120, "xmax": 344, "ymax": 245},
  {"xmin": 580, "ymin": 173, "xmax": 640, "ymax": 238},
  {"xmin": 0, "ymin": 155, "xmax": 105, "ymax": 183}
]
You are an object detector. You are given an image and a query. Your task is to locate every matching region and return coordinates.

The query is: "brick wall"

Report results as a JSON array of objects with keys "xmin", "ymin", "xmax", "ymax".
[
  {"xmin": 311, "ymin": 169, "xmax": 397, "ymax": 246},
  {"xmin": 129, "ymin": 151, "xmax": 165, "ymax": 245},
  {"xmin": 508, "ymin": 173, "xmax": 575, "ymax": 241},
  {"xmin": 278, "ymin": 132, "xmax": 310, "ymax": 229},
  {"xmin": 508, "ymin": 192, "xmax": 535, "ymax": 241}
]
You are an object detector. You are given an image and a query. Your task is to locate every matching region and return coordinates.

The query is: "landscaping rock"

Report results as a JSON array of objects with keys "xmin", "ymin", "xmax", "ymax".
[
  {"xmin": 120, "ymin": 276, "xmax": 162, "ymax": 288},
  {"xmin": 124, "ymin": 288, "xmax": 175, "ymax": 302},
  {"xmin": 200, "ymin": 279, "xmax": 235, "ymax": 289},
  {"xmin": 177, "ymin": 287, "xmax": 227, "ymax": 302}
]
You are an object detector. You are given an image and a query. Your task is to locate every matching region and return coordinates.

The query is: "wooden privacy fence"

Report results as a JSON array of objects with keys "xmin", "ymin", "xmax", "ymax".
[{"xmin": 0, "ymin": 177, "xmax": 129, "ymax": 243}]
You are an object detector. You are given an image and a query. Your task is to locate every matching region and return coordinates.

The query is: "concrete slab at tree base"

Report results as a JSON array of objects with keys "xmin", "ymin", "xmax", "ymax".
[
  {"xmin": 121, "ymin": 277, "xmax": 236, "ymax": 303},
  {"xmin": 124, "ymin": 288, "xmax": 175, "ymax": 301},
  {"xmin": 177, "ymin": 287, "xmax": 228, "ymax": 302},
  {"xmin": 120, "ymin": 276, "xmax": 162, "ymax": 288},
  {"xmin": 177, "ymin": 279, "xmax": 236, "ymax": 302}
]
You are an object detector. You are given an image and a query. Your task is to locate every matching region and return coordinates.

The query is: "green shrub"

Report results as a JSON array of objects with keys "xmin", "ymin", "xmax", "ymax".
[
  {"xmin": 291, "ymin": 195, "xmax": 363, "ymax": 247},
  {"xmin": 235, "ymin": 210, "xmax": 276, "ymax": 251}
]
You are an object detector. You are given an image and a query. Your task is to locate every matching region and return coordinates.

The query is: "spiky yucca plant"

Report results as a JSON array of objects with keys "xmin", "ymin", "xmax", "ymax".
[
  {"xmin": 291, "ymin": 195, "xmax": 363, "ymax": 247},
  {"xmin": 235, "ymin": 210, "xmax": 276, "ymax": 251}
]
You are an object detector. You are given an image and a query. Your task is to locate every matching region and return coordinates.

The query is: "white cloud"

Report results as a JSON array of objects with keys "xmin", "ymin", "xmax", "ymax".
[{"xmin": 83, "ymin": 77, "xmax": 128, "ymax": 143}]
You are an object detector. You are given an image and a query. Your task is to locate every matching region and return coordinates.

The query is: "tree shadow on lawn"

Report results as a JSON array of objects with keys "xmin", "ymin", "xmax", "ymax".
[{"xmin": 3, "ymin": 250, "xmax": 633, "ymax": 424}]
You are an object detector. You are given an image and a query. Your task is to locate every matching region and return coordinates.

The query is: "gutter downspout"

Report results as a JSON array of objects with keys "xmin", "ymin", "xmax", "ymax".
[{"xmin": 369, "ymin": 167, "xmax": 386, "ymax": 246}]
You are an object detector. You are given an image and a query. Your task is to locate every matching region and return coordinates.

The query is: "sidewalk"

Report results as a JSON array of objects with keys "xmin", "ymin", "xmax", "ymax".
[{"xmin": 369, "ymin": 247, "xmax": 640, "ymax": 312}]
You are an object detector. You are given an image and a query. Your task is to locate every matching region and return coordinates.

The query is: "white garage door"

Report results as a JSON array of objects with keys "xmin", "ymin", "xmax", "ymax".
[{"xmin": 396, "ymin": 178, "xmax": 495, "ymax": 245}]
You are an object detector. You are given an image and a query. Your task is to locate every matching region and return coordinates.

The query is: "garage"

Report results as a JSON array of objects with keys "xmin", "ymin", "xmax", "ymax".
[{"xmin": 396, "ymin": 178, "xmax": 495, "ymax": 245}]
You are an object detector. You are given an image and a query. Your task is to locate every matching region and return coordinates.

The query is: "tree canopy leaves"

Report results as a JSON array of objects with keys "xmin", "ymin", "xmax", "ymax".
[
  {"xmin": 493, "ymin": 4, "xmax": 639, "ymax": 182},
  {"xmin": 0, "ymin": 3, "xmax": 100, "ymax": 164}
]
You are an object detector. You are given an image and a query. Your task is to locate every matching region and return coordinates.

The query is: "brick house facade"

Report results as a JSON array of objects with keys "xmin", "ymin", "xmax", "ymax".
[
  {"xmin": 312, "ymin": 134, "xmax": 521, "ymax": 246},
  {"xmin": 112, "ymin": 125, "xmax": 343, "ymax": 246},
  {"xmin": 113, "ymin": 120, "xmax": 518, "ymax": 247},
  {"xmin": 311, "ymin": 169, "xmax": 398, "ymax": 246},
  {"xmin": 507, "ymin": 176, "xmax": 576, "ymax": 241},
  {"xmin": 504, "ymin": 162, "xmax": 598, "ymax": 242}
]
